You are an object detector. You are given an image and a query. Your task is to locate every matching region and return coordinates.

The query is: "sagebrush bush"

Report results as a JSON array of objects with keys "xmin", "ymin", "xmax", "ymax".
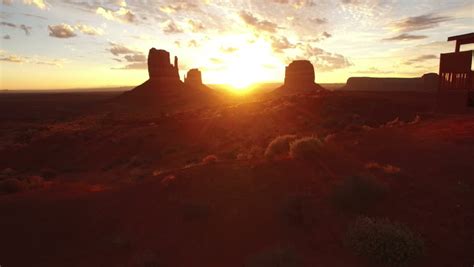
[
  {"xmin": 346, "ymin": 217, "xmax": 424, "ymax": 266},
  {"xmin": 245, "ymin": 246, "xmax": 301, "ymax": 267},
  {"xmin": 202, "ymin": 154, "xmax": 218, "ymax": 164},
  {"xmin": 289, "ymin": 136, "xmax": 323, "ymax": 160},
  {"xmin": 331, "ymin": 176, "xmax": 385, "ymax": 212},
  {"xmin": 0, "ymin": 178, "xmax": 25, "ymax": 194},
  {"xmin": 264, "ymin": 135, "xmax": 297, "ymax": 160}
]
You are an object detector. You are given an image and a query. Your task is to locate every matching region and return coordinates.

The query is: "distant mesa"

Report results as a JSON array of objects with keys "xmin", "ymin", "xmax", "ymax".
[
  {"xmin": 343, "ymin": 73, "xmax": 439, "ymax": 92},
  {"xmin": 116, "ymin": 48, "xmax": 216, "ymax": 109},
  {"xmin": 274, "ymin": 60, "xmax": 326, "ymax": 95},
  {"xmin": 184, "ymin": 68, "xmax": 203, "ymax": 87}
]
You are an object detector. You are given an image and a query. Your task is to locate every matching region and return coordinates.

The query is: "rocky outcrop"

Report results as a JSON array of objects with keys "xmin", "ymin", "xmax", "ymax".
[
  {"xmin": 343, "ymin": 73, "xmax": 439, "ymax": 92},
  {"xmin": 273, "ymin": 60, "xmax": 326, "ymax": 95},
  {"xmin": 116, "ymin": 48, "xmax": 218, "ymax": 110},
  {"xmin": 184, "ymin": 69, "xmax": 203, "ymax": 87},
  {"xmin": 284, "ymin": 60, "xmax": 315, "ymax": 87},
  {"xmin": 148, "ymin": 48, "xmax": 180, "ymax": 81}
]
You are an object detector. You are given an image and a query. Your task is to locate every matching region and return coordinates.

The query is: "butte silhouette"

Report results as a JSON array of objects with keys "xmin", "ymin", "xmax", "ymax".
[
  {"xmin": 116, "ymin": 48, "xmax": 215, "ymax": 110},
  {"xmin": 273, "ymin": 60, "xmax": 326, "ymax": 95}
]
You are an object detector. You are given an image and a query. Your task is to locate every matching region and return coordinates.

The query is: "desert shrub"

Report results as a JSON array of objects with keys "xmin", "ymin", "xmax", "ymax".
[
  {"xmin": 289, "ymin": 136, "xmax": 323, "ymax": 160},
  {"xmin": 331, "ymin": 176, "xmax": 385, "ymax": 212},
  {"xmin": 264, "ymin": 135, "xmax": 297, "ymax": 160},
  {"xmin": 281, "ymin": 194, "xmax": 317, "ymax": 228},
  {"xmin": 40, "ymin": 168, "xmax": 57, "ymax": 180},
  {"xmin": 245, "ymin": 246, "xmax": 301, "ymax": 267},
  {"xmin": 202, "ymin": 154, "xmax": 218, "ymax": 164},
  {"xmin": 26, "ymin": 176, "xmax": 45, "ymax": 189},
  {"xmin": 0, "ymin": 178, "xmax": 25, "ymax": 194},
  {"xmin": 346, "ymin": 217, "xmax": 424, "ymax": 266}
]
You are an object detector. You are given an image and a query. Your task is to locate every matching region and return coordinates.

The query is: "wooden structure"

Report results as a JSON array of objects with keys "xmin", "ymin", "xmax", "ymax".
[{"xmin": 438, "ymin": 33, "xmax": 474, "ymax": 109}]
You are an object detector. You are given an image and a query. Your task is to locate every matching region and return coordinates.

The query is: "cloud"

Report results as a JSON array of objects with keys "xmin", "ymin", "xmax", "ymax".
[
  {"xmin": 23, "ymin": 0, "xmax": 48, "ymax": 9},
  {"xmin": 162, "ymin": 20, "xmax": 183, "ymax": 34},
  {"xmin": 302, "ymin": 44, "xmax": 352, "ymax": 72},
  {"xmin": 96, "ymin": 6, "xmax": 135, "ymax": 23},
  {"xmin": 2, "ymin": 0, "xmax": 12, "ymax": 5},
  {"xmin": 391, "ymin": 13, "xmax": 453, "ymax": 32},
  {"xmin": 116, "ymin": 62, "xmax": 147, "ymax": 69},
  {"xmin": 0, "ymin": 55, "xmax": 26, "ymax": 63},
  {"xmin": 75, "ymin": 24, "xmax": 104, "ymax": 35},
  {"xmin": 0, "ymin": 52, "xmax": 64, "ymax": 66},
  {"xmin": 270, "ymin": 36, "xmax": 295, "ymax": 53},
  {"xmin": 108, "ymin": 42, "xmax": 137, "ymax": 56},
  {"xmin": 3, "ymin": 34, "xmax": 10, "ymax": 39},
  {"xmin": 108, "ymin": 42, "xmax": 146, "ymax": 69},
  {"xmin": 48, "ymin": 24, "xmax": 77, "ymax": 38},
  {"xmin": 404, "ymin": 54, "xmax": 438, "ymax": 65},
  {"xmin": 221, "ymin": 46, "xmax": 238, "ymax": 53},
  {"xmin": 159, "ymin": 2, "xmax": 198, "ymax": 14},
  {"xmin": 124, "ymin": 53, "xmax": 146, "ymax": 62},
  {"xmin": 239, "ymin": 11, "xmax": 278, "ymax": 33},
  {"xmin": 0, "ymin": 21, "xmax": 32, "ymax": 35},
  {"xmin": 383, "ymin": 33, "xmax": 427, "ymax": 41},
  {"xmin": 188, "ymin": 19, "xmax": 205, "ymax": 33},
  {"xmin": 310, "ymin": 17, "xmax": 328, "ymax": 24}
]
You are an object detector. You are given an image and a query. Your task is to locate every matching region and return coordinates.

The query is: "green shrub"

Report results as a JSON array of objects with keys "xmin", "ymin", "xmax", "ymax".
[
  {"xmin": 289, "ymin": 136, "xmax": 323, "ymax": 160},
  {"xmin": 331, "ymin": 176, "xmax": 385, "ymax": 212},
  {"xmin": 264, "ymin": 135, "xmax": 297, "ymax": 160},
  {"xmin": 245, "ymin": 246, "xmax": 301, "ymax": 267},
  {"xmin": 346, "ymin": 217, "xmax": 424, "ymax": 266}
]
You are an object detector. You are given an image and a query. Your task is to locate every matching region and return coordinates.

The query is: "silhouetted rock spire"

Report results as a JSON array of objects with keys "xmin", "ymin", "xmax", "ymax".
[
  {"xmin": 184, "ymin": 69, "xmax": 203, "ymax": 87},
  {"xmin": 147, "ymin": 48, "xmax": 180, "ymax": 81}
]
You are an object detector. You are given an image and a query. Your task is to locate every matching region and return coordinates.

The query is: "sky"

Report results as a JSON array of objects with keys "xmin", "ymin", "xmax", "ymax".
[{"xmin": 0, "ymin": 0, "xmax": 473, "ymax": 90}]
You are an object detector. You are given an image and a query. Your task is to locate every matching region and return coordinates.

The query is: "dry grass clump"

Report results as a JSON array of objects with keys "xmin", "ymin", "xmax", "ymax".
[
  {"xmin": 289, "ymin": 136, "xmax": 323, "ymax": 160},
  {"xmin": 202, "ymin": 154, "xmax": 218, "ymax": 164},
  {"xmin": 245, "ymin": 246, "xmax": 301, "ymax": 267},
  {"xmin": 264, "ymin": 135, "xmax": 297, "ymax": 160},
  {"xmin": 346, "ymin": 216, "xmax": 424, "ymax": 266},
  {"xmin": 331, "ymin": 176, "xmax": 385, "ymax": 212}
]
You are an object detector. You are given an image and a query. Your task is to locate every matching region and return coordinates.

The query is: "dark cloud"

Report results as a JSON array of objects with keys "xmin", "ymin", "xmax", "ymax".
[
  {"xmin": 391, "ymin": 13, "xmax": 452, "ymax": 32},
  {"xmin": 239, "ymin": 11, "xmax": 278, "ymax": 33},
  {"xmin": 383, "ymin": 33, "xmax": 427, "ymax": 41},
  {"xmin": 0, "ymin": 21, "xmax": 31, "ymax": 35},
  {"xmin": 404, "ymin": 54, "xmax": 438, "ymax": 65},
  {"xmin": 0, "ymin": 55, "xmax": 25, "ymax": 63},
  {"xmin": 48, "ymin": 24, "xmax": 77, "ymax": 38},
  {"xmin": 3, "ymin": 34, "xmax": 10, "ymax": 39},
  {"xmin": 116, "ymin": 62, "xmax": 147, "ymax": 69},
  {"xmin": 124, "ymin": 54, "xmax": 146, "ymax": 62}
]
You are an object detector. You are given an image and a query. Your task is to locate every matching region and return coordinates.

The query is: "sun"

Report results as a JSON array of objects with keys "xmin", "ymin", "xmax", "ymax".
[{"xmin": 206, "ymin": 35, "xmax": 282, "ymax": 91}]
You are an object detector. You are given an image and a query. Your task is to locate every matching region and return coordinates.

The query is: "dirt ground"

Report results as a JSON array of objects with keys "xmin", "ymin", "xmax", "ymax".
[{"xmin": 0, "ymin": 90, "xmax": 473, "ymax": 267}]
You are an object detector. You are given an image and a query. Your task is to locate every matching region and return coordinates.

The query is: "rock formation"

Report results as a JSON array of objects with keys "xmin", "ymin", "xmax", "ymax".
[
  {"xmin": 343, "ymin": 73, "xmax": 439, "ymax": 92},
  {"xmin": 273, "ymin": 60, "xmax": 326, "ymax": 95},
  {"xmin": 147, "ymin": 48, "xmax": 180, "ymax": 81},
  {"xmin": 284, "ymin": 60, "xmax": 315, "ymax": 87},
  {"xmin": 116, "ymin": 48, "xmax": 218, "ymax": 110},
  {"xmin": 184, "ymin": 69, "xmax": 203, "ymax": 87}
]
